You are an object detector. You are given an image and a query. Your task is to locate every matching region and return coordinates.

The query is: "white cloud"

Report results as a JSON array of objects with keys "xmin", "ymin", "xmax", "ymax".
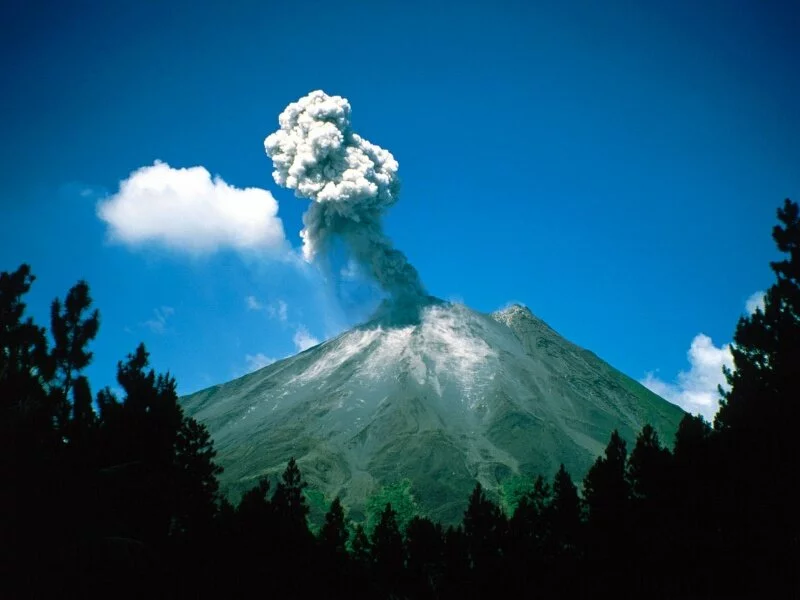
[
  {"xmin": 142, "ymin": 306, "xmax": 175, "ymax": 334},
  {"xmin": 293, "ymin": 326, "xmax": 320, "ymax": 352},
  {"xmin": 641, "ymin": 334, "xmax": 733, "ymax": 422},
  {"xmin": 640, "ymin": 290, "xmax": 767, "ymax": 422},
  {"xmin": 97, "ymin": 161, "xmax": 286, "ymax": 255},
  {"xmin": 746, "ymin": 290, "xmax": 765, "ymax": 314},
  {"xmin": 268, "ymin": 300, "xmax": 289, "ymax": 323},
  {"xmin": 245, "ymin": 353, "xmax": 275, "ymax": 373},
  {"xmin": 245, "ymin": 295, "xmax": 264, "ymax": 311}
]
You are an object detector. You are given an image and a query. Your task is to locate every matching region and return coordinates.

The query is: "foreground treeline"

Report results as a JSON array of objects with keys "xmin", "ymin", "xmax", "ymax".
[{"xmin": 2, "ymin": 200, "xmax": 798, "ymax": 598}]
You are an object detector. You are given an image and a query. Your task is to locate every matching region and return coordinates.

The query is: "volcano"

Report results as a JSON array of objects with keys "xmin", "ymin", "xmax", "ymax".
[{"xmin": 181, "ymin": 299, "xmax": 684, "ymax": 524}]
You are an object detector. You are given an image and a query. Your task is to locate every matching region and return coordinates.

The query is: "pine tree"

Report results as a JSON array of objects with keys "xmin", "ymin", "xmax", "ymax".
[
  {"xmin": 716, "ymin": 199, "xmax": 800, "ymax": 437},
  {"xmin": 95, "ymin": 345, "xmax": 192, "ymax": 544},
  {"xmin": 0, "ymin": 265, "xmax": 55, "ymax": 585},
  {"xmin": 627, "ymin": 424, "xmax": 671, "ymax": 503},
  {"xmin": 351, "ymin": 523, "xmax": 372, "ymax": 565},
  {"xmin": 673, "ymin": 413, "xmax": 711, "ymax": 464},
  {"xmin": 272, "ymin": 457, "xmax": 310, "ymax": 533},
  {"xmin": 583, "ymin": 430, "xmax": 630, "ymax": 529},
  {"xmin": 510, "ymin": 475, "xmax": 550, "ymax": 555},
  {"xmin": 319, "ymin": 497, "xmax": 349, "ymax": 555},
  {"xmin": 0, "ymin": 265, "xmax": 53, "ymax": 448},
  {"xmin": 370, "ymin": 503, "xmax": 405, "ymax": 591},
  {"xmin": 171, "ymin": 416, "xmax": 223, "ymax": 537},
  {"xmin": 462, "ymin": 482, "xmax": 506, "ymax": 591},
  {"xmin": 712, "ymin": 199, "xmax": 800, "ymax": 592},
  {"xmin": 582, "ymin": 429, "xmax": 630, "ymax": 590},
  {"xmin": 442, "ymin": 525, "xmax": 469, "ymax": 597},
  {"xmin": 235, "ymin": 477, "xmax": 273, "ymax": 550},
  {"xmin": 626, "ymin": 425, "xmax": 673, "ymax": 590},
  {"xmin": 68, "ymin": 375, "xmax": 96, "ymax": 446},
  {"xmin": 549, "ymin": 464, "xmax": 581, "ymax": 553},
  {"xmin": 505, "ymin": 475, "xmax": 551, "ymax": 594},
  {"xmin": 49, "ymin": 280, "xmax": 99, "ymax": 432},
  {"xmin": 405, "ymin": 516, "xmax": 444, "ymax": 597}
]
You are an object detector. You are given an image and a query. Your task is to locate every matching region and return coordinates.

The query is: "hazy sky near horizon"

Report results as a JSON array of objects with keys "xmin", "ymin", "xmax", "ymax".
[{"xmin": 2, "ymin": 0, "xmax": 798, "ymax": 421}]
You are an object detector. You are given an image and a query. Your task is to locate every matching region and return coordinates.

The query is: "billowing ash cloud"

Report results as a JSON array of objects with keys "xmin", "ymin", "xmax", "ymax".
[{"xmin": 264, "ymin": 90, "xmax": 425, "ymax": 303}]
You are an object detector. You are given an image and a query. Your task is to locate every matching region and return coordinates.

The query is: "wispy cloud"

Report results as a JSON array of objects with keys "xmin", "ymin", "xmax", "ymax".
[
  {"xmin": 142, "ymin": 306, "xmax": 175, "ymax": 334},
  {"xmin": 245, "ymin": 295, "xmax": 265, "ymax": 311},
  {"xmin": 245, "ymin": 295, "xmax": 288, "ymax": 323},
  {"xmin": 244, "ymin": 353, "xmax": 275, "ymax": 373},
  {"xmin": 640, "ymin": 291, "xmax": 764, "ymax": 422},
  {"xmin": 293, "ymin": 326, "xmax": 320, "ymax": 352},
  {"xmin": 268, "ymin": 300, "xmax": 289, "ymax": 323},
  {"xmin": 340, "ymin": 258, "xmax": 361, "ymax": 281},
  {"xmin": 97, "ymin": 161, "xmax": 287, "ymax": 255}
]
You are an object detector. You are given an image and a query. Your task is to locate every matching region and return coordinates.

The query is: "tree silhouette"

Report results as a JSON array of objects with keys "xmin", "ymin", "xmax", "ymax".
[
  {"xmin": 627, "ymin": 424, "xmax": 671, "ymax": 503},
  {"xmin": 68, "ymin": 375, "xmax": 96, "ymax": 448},
  {"xmin": 0, "ymin": 265, "xmax": 56, "ymax": 590},
  {"xmin": 50, "ymin": 280, "xmax": 99, "ymax": 432},
  {"xmin": 626, "ymin": 425, "xmax": 674, "ymax": 592},
  {"xmin": 509, "ymin": 475, "xmax": 550, "ymax": 558},
  {"xmin": 582, "ymin": 430, "xmax": 630, "ymax": 591},
  {"xmin": 0, "ymin": 265, "xmax": 53, "ymax": 449},
  {"xmin": 351, "ymin": 523, "xmax": 372, "ymax": 565},
  {"xmin": 441, "ymin": 525, "xmax": 469, "ymax": 598},
  {"xmin": 90, "ymin": 342, "xmax": 227, "ymax": 564},
  {"xmin": 272, "ymin": 457, "xmax": 310, "ymax": 534},
  {"xmin": 370, "ymin": 503, "xmax": 405, "ymax": 595},
  {"xmin": 549, "ymin": 464, "xmax": 581, "ymax": 555},
  {"xmin": 716, "ymin": 199, "xmax": 800, "ymax": 436},
  {"xmin": 462, "ymin": 482, "xmax": 506, "ymax": 593},
  {"xmin": 171, "ymin": 416, "xmax": 223, "ymax": 537},
  {"xmin": 712, "ymin": 199, "xmax": 800, "ymax": 593},
  {"xmin": 236, "ymin": 477, "xmax": 272, "ymax": 530},
  {"xmin": 319, "ymin": 496, "xmax": 349, "ymax": 555},
  {"xmin": 583, "ymin": 430, "xmax": 629, "ymax": 528},
  {"xmin": 405, "ymin": 516, "xmax": 444, "ymax": 598}
]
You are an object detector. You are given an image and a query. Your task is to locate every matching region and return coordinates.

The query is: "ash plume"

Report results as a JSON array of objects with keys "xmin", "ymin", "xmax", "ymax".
[{"xmin": 264, "ymin": 90, "xmax": 425, "ymax": 303}]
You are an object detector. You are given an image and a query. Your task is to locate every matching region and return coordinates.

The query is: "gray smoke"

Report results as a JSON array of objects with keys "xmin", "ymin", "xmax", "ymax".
[{"xmin": 264, "ymin": 90, "xmax": 425, "ymax": 303}]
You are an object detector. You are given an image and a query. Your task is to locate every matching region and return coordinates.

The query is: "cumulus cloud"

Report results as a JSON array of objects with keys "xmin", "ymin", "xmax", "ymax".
[
  {"xmin": 245, "ymin": 353, "xmax": 275, "ymax": 373},
  {"xmin": 97, "ymin": 161, "xmax": 286, "ymax": 254},
  {"xmin": 293, "ymin": 326, "xmax": 320, "ymax": 352},
  {"xmin": 641, "ymin": 291, "xmax": 767, "ymax": 422},
  {"xmin": 265, "ymin": 90, "xmax": 425, "ymax": 303},
  {"xmin": 641, "ymin": 334, "xmax": 733, "ymax": 422},
  {"xmin": 745, "ymin": 290, "xmax": 765, "ymax": 314}
]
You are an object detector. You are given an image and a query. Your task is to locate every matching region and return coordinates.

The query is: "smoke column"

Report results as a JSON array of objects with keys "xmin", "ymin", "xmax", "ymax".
[{"xmin": 265, "ymin": 90, "xmax": 425, "ymax": 304}]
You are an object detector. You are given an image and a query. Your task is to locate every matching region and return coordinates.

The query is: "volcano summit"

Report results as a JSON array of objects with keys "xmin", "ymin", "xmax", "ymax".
[
  {"xmin": 182, "ymin": 92, "xmax": 683, "ymax": 523},
  {"xmin": 181, "ymin": 299, "xmax": 683, "ymax": 523}
]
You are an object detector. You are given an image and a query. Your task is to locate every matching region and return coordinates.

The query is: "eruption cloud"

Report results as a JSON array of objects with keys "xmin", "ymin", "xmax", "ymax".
[{"xmin": 264, "ymin": 90, "xmax": 425, "ymax": 304}]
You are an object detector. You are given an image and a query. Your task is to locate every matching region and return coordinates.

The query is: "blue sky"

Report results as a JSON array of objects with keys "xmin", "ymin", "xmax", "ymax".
[{"xmin": 1, "ymin": 0, "xmax": 798, "ymax": 420}]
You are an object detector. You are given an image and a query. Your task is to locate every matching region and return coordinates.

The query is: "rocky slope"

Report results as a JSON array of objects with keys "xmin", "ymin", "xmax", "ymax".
[{"xmin": 181, "ymin": 299, "xmax": 684, "ymax": 523}]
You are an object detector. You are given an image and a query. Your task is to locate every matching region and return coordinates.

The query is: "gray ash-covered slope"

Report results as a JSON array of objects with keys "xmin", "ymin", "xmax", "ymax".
[{"xmin": 181, "ymin": 299, "xmax": 684, "ymax": 524}]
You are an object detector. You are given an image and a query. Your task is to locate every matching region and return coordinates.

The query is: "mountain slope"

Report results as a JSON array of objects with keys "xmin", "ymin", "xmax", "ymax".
[{"xmin": 181, "ymin": 300, "xmax": 684, "ymax": 523}]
